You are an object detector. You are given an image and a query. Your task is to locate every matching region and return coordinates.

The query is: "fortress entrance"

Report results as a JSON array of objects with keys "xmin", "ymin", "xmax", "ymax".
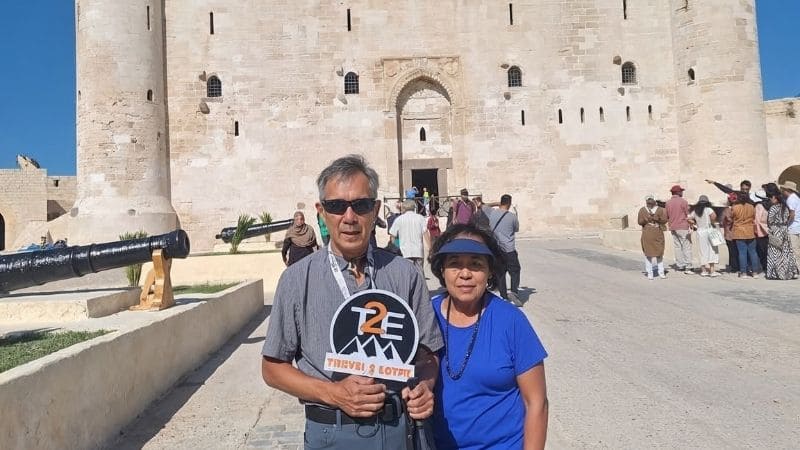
[
  {"xmin": 411, "ymin": 169, "xmax": 438, "ymax": 197},
  {"xmin": 395, "ymin": 77, "xmax": 453, "ymax": 196}
]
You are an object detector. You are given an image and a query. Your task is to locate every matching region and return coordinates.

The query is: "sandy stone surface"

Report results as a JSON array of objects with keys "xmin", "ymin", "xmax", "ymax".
[{"xmin": 106, "ymin": 238, "xmax": 800, "ymax": 449}]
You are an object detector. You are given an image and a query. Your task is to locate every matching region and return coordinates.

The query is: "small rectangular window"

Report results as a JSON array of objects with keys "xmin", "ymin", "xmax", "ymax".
[
  {"xmin": 580, "ymin": 108, "xmax": 585, "ymax": 124},
  {"xmin": 234, "ymin": 121, "xmax": 239, "ymax": 136},
  {"xmin": 347, "ymin": 9, "xmax": 351, "ymax": 31},
  {"xmin": 623, "ymin": 0, "xmax": 628, "ymax": 20},
  {"xmin": 599, "ymin": 107, "xmax": 605, "ymax": 122},
  {"xmin": 509, "ymin": 4, "xmax": 514, "ymax": 26},
  {"xmin": 558, "ymin": 109, "xmax": 563, "ymax": 124},
  {"xmin": 521, "ymin": 110, "xmax": 525, "ymax": 126},
  {"xmin": 147, "ymin": 6, "xmax": 151, "ymax": 31},
  {"xmin": 626, "ymin": 106, "xmax": 631, "ymax": 122},
  {"xmin": 648, "ymin": 105, "xmax": 653, "ymax": 120},
  {"xmin": 210, "ymin": 12, "xmax": 214, "ymax": 35}
]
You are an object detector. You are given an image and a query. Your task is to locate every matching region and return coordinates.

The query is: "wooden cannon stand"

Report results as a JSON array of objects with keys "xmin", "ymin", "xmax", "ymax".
[{"xmin": 131, "ymin": 249, "xmax": 175, "ymax": 311}]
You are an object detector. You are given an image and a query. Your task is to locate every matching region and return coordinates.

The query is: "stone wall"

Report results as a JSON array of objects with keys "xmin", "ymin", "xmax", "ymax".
[
  {"xmin": 73, "ymin": 0, "xmax": 176, "ymax": 243},
  {"xmin": 52, "ymin": 0, "xmax": 776, "ymax": 251},
  {"xmin": 163, "ymin": 0, "xmax": 701, "ymax": 250},
  {"xmin": 45, "ymin": 176, "xmax": 77, "ymax": 221},
  {"xmin": 765, "ymin": 98, "xmax": 800, "ymax": 183},
  {"xmin": 0, "ymin": 167, "xmax": 48, "ymax": 250}
]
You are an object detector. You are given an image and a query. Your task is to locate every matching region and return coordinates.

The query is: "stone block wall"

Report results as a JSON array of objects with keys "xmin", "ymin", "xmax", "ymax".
[
  {"xmin": 163, "ymin": 0, "xmax": 697, "ymax": 250},
  {"xmin": 0, "ymin": 168, "xmax": 48, "ymax": 250},
  {"xmin": 46, "ymin": 176, "xmax": 77, "ymax": 221},
  {"xmin": 765, "ymin": 98, "xmax": 800, "ymax": 183}
]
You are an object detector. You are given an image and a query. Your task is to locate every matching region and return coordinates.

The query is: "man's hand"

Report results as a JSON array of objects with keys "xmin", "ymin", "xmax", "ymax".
[
  {"xmin": 329, "ymin": 376, "xmax": 386, "ymax": 417},
  {"xmin": 402, "ymin": 382, "xmax": 434, "ymax": 420}
]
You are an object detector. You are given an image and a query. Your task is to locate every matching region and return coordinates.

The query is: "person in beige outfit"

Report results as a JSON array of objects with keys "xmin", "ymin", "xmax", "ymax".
[{"xmin": 638, "ymin": 195, "xmax": 668, "ymax": 280}]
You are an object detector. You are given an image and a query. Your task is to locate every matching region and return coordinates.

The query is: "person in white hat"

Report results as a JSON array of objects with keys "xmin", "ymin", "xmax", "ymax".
[{"xmin": 780, "ymin": 180, "xmax": 800, "ymax": 274}]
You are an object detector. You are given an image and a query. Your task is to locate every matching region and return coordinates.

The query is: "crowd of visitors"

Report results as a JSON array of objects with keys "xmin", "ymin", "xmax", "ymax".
[{"xmin": 639, "ymin": 179, "xmax": 800, "ymax": 281}]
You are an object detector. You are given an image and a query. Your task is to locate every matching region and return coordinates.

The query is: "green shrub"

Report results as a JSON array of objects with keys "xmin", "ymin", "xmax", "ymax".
[
  {"xmin": 119, "ymin": 230, "xmax": 149, "ymax": 286},
  {"xmin": 230, "ymin": 214, "xmax": 256, "ymax": 254}
]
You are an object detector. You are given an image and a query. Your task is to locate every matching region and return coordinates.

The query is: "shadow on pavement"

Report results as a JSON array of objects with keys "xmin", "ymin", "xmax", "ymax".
[{"xmin": 108, "ymin": 305, "xmax": 272, "ymax": 449}]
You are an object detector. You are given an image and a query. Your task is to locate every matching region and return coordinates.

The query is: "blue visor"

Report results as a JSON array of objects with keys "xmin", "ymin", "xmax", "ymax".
[{"xmin": 436, "ymin": 239, "xmax": 494, "ymax": 258}]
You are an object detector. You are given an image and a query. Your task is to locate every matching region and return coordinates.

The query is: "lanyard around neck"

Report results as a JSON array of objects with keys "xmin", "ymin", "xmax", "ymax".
[{"xmin": 327, "ymin": 243, "xmax": 376, "ymax": 300}]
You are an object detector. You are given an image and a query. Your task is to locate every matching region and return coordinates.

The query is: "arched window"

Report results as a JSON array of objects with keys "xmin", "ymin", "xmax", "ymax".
[
  {"xmin": 419, "ymin": 127, "xmax": 427, "ymax": 141},
  {"xmin": 344, "ymin": 72, "xmax": 359, "ymax": 94},
  {"xmin": 688, "ymin": 68, "xmax": 695, "ymax": 81},
  {"xmin": 621, "ymin": 62, "xmax": 637, "ymax": 85},
  {"xmin": 146, "ymin": 89, "xmax": 153, "ymax": 101},
  {"xmin": 508, "ymin": 66, "xmax": 522, "ymax": 87},
  {"xmin": 207, "ymin": 76, "xmax": 222, "ymax": 97}
]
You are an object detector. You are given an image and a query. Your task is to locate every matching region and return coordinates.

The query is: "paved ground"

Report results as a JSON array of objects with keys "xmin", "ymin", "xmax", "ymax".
[{"xmin": 106, "ymin": 238, "xmax": 800, "ymax": 449}]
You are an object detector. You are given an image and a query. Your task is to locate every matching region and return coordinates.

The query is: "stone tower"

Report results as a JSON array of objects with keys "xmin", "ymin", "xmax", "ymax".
[
  {"xmin": 670, "ymin": 0, "xmax": 770, "ymax": 195},
  {"xmin": 72, "ymin": 0, "xmax": 176, "ymax": 243}
]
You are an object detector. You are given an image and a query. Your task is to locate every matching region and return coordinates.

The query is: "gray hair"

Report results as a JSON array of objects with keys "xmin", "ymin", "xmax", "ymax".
[
  {"xmin": 316, "ymin": 154, "xmax": 380, "ymax": 200},
  {"xmin": 402, "ymin": 200, "xmax": 416, "ymax": 212}
]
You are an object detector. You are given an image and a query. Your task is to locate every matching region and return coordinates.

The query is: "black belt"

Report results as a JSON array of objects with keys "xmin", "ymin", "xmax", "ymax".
[{"xmin": 305, "ymin": 398, "xmax": 403, "ymax": 425}]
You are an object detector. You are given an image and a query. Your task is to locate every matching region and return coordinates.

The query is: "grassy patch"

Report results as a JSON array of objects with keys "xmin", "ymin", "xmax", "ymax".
[
  {"xmin": 173, "ymin": 282, "xmax": 239, "ymax": 295},
  {"xmin": 0, "ymin": 330, "xmax": 111, "ymax": 374}
]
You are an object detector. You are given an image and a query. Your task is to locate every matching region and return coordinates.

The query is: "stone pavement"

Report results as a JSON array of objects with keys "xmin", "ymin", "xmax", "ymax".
[{"xmin": 106, "ymin": 238, "xmax": 800, "ymax": 449}]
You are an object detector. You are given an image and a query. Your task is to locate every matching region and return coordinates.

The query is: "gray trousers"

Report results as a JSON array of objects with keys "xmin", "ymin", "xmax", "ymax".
[
  {"xmin": 304, "ymin": 415, "xmax": 409, "ymax": 450},
  {"xmin": 671, "ymin": 229, "xmax": 693, "ymax": 269}
]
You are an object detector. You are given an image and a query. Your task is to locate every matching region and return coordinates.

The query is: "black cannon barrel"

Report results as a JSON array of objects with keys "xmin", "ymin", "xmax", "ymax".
[
  {"xmin": 0, "ymin": 229, "xmax": 191, "ymax": 293},
  {"xmin": 215, "ymin": 219, "xmax": 294, "ymax": 243}
]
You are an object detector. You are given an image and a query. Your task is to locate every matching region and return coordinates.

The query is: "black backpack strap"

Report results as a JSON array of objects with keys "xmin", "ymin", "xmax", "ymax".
[{"xmin": 492, "ymin": 211, "xmax": 509, "ymax": 233}]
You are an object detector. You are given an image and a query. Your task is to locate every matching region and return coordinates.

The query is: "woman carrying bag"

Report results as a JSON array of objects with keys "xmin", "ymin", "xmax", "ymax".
[{"xmin": 688, "ymin": 195, "xmax": 721, "ymax": 277}]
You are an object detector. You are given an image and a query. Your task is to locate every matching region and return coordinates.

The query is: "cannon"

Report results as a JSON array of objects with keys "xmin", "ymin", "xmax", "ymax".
[
  {"xmin": 214, "ymin": 219, "xmax": 294, "ymax": 243},
  {"xmin": 0, "ymin": 230, "xmax": 190, "ymax": 309}
]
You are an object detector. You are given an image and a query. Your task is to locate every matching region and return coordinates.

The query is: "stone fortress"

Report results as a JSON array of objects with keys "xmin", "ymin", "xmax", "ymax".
[{"xmin": 1, "ymin": 0, "xmax": 798, "ymax": 252}]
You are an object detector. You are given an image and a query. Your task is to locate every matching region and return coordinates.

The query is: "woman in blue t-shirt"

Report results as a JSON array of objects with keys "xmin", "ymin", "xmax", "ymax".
[{"xmin": 427, "ymin": 223, "xmax": 548, "ymax": 449}]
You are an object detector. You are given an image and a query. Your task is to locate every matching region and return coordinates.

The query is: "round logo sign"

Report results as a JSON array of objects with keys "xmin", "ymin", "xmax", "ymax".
[{"xmin": 324, "ymin": 289, "xmax": 419, "ymax": 382}]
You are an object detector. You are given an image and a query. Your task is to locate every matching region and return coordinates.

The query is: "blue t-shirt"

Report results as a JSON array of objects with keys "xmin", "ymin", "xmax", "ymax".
[{"xmin": 431, "ymin": 293, "xmax": 548, "ymax": 450}]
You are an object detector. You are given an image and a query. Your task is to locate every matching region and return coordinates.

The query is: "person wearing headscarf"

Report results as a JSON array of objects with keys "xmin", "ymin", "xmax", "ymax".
[
  {"xmin": 638, "ymin": 195, "xmax": 668, "ymax": 280},
  {"xmin": 282, "ymin": 211, "xmax": 319, "ymax": 266},
  {"xmin": 688, "ymin": 195, "xmax": 720, "ymax": 277},
  {"xmin": 765, "ymin": 186, "xmax": 799, "ymax": 280}
]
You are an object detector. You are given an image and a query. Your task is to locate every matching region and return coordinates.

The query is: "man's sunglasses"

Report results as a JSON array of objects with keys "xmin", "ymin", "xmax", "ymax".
[{"xmin": 321, "ymin": 198, "xmax": 377, "ymax": 215}]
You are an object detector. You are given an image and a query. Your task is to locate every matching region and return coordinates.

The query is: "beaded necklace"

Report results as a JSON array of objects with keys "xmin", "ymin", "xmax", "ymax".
[{"xmin": 444, "ymin": 294, "xmax": 486, "ymax": 380}]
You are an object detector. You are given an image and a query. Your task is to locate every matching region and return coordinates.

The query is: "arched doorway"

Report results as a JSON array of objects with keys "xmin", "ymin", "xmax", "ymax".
[
  {"xmin": 395, "ymin": 77, "xmax": 454, "ymax": 198},
  {"xmin": 0, "ymin": 212, "xmax": 5, "ymax": 251},
  {"xmin": 778, "ymin": 165, "xmax": 800, "ymax": 186}
]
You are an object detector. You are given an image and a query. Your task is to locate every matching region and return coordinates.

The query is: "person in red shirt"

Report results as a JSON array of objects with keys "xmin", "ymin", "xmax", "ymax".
[{"xmin": 665, "ymin": 185, "xmax": 694, "ymax": 273}]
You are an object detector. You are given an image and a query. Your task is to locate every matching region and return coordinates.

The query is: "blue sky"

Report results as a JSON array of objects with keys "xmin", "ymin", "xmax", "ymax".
[{"xmin": 1, "ymin": 2, "xmax": 798, "ymax": 176}]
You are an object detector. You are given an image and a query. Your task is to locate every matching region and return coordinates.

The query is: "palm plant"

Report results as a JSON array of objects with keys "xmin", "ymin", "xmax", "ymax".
[
  {"xmin": 119, "ymin": 230, "xmax": 149, "ymax": 286},
  {"xmin": 230, "ymin": 214, "xmax": 256, "ymax": 254}
]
